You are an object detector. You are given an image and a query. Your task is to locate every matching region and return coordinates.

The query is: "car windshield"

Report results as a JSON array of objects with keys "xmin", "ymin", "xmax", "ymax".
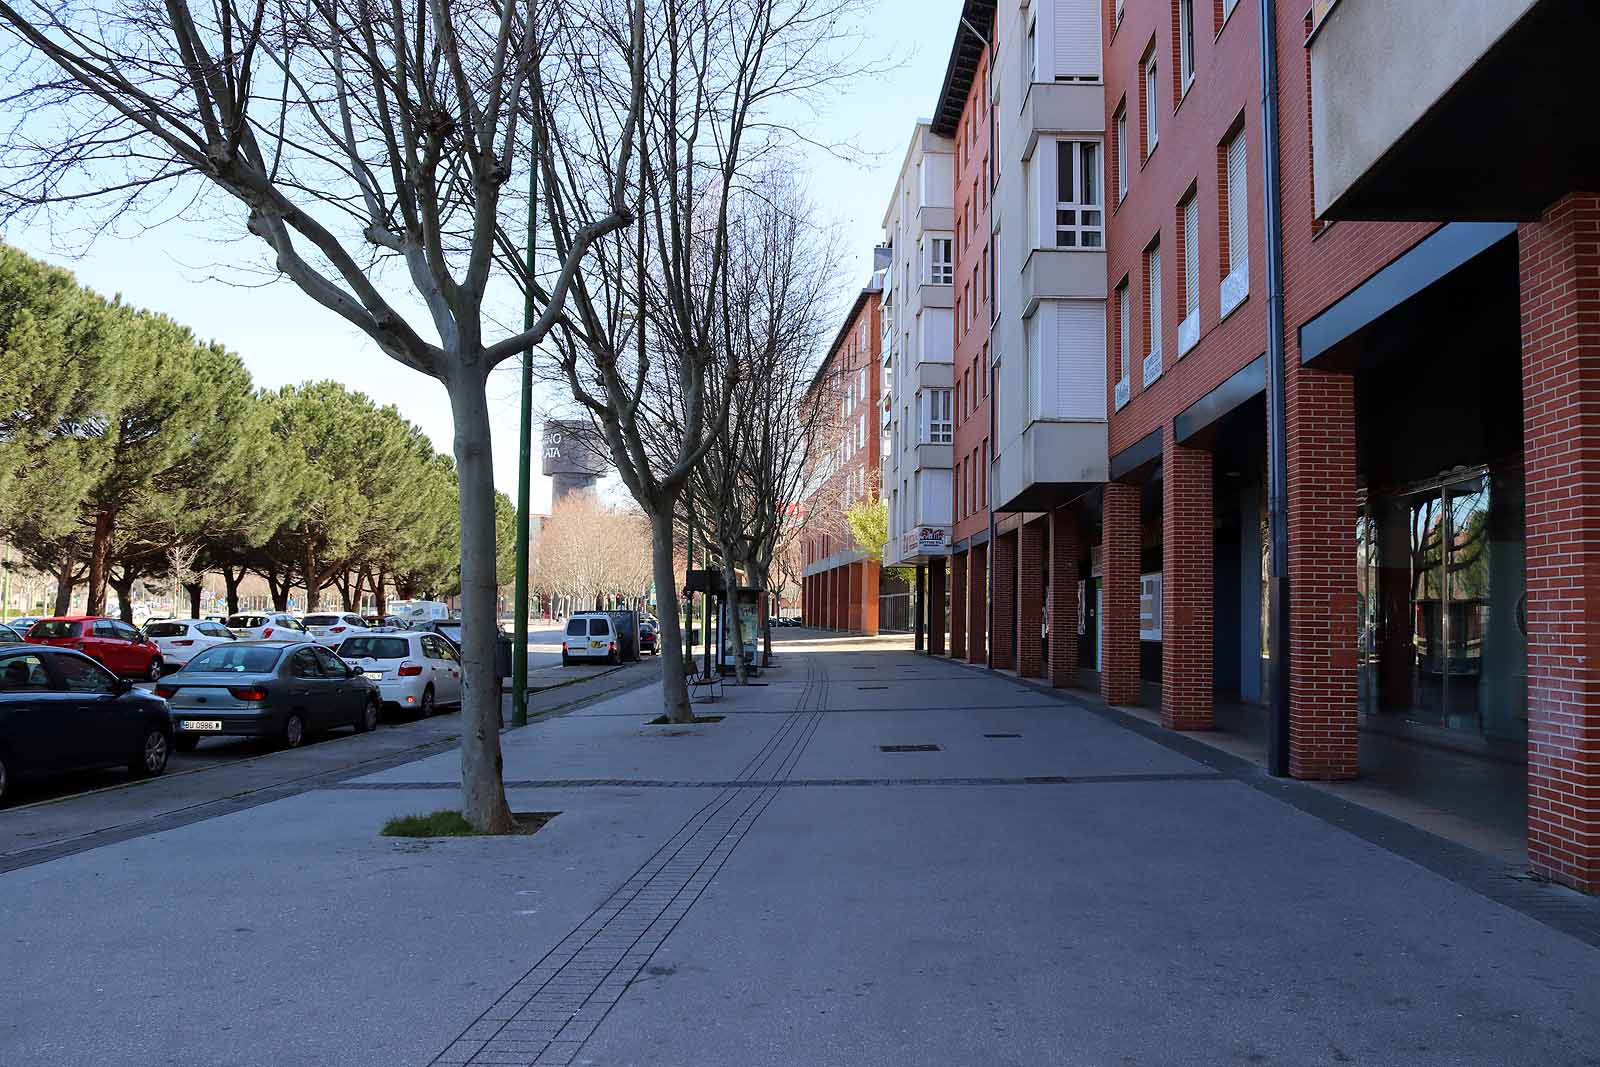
[
  {"xmin": 338, "ymin": 637, "xmax": 409, "ymax": 660},
  {"xmin": 436, "ymin": 622, "xmax": 462, "ymax": 637},
  {"xmin": 565, "ymin": 619, "xmax": 586, "ymax": 636},
  {"xmin": 303, "ymin": 614, "xmax": 341, "ymax": 626},
  {"xmin": 144, "ymin": 622, "xmax": 189, "ymax": 637},
  {"xmin": 227, "ymin": 615, "xmax": 266, "ymax": 628},
  {"xmin": 186, "ymin": 645, "xmax": 283, "ymax": 673},
  {"xmin": 30, "ymin": 620, "xmax": 81, "ymax": 638}
]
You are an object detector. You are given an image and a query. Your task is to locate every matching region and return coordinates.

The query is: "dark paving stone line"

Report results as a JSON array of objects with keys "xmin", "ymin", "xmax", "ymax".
[
  {"xmin": 328, "ymin": 771, "xmax": 1228, "ymax": 791},
  {"xmin": 436, "ymin": 652, "xmax": 834, "ymax": 1066},
  {"xmin": 940, "ymin": 655, "xmax": 1600, "ymax": 950}
]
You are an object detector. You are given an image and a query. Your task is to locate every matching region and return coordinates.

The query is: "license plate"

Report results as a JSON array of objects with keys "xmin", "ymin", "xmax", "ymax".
[
  {"xmin": 363, "ymin": 671, "xmax": 384, "ymax": 680},
  {"xmin": 181, "ymin": 719, "xmax": 222, "ymax": 732}
]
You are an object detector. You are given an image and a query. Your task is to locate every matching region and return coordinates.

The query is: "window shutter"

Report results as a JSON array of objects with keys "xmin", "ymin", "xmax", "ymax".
[
  {"xmin": 1227, "ymin": 132, "xmax": 1248, "ymax": 273},
  {"xmin": 1148, "ymin": 246, "xmax": 1162, "ymax": 352},
  {"xmin": 1055, "ymin": 301, "xmax": 1107, "ymax": 420},
  {"xmin": 1183, "ymin": 197, "xmax": 1199, "ymax": 315},
  {"xmin": 1054, "ymin": 3, "xmax": 1101, "ymax": 80},
  {"xmin": 1118, "ymin": 285, "xmax": 1131, "ymax": 378}
]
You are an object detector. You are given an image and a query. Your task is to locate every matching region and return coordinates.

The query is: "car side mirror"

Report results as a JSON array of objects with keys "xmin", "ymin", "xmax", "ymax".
[
  {"xmin": 345, "ymin": 663, "xmax": 357, "ymax": 677},
  {"xmin": 113, "ymin": 677, "xmax": 135, "ymax": 694}
]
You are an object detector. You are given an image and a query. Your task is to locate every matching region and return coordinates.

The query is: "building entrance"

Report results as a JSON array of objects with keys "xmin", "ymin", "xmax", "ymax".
[{"xmin": 1357, "ymin": 466, "xmax": 1526, "ymax": 745}]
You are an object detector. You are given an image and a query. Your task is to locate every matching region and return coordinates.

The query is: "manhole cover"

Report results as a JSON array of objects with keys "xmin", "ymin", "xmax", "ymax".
[
  {"xmin": 880, "ymin": 744, "xmax": 941, "ymax": 753},
  {"xmin": 984, "ymin": 733, "xmax": 1022, "ymax": 739}
]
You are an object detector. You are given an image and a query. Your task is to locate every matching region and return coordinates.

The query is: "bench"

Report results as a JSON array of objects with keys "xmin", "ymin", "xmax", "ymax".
[{"xmin": 688, "ymin": 672, "xmax": 724, "ymax": 702}]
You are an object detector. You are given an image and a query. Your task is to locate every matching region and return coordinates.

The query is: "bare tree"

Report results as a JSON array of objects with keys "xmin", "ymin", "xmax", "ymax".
[{"xmin": 0, "ymin": 0, "xmax": 646, "ymax": 831}]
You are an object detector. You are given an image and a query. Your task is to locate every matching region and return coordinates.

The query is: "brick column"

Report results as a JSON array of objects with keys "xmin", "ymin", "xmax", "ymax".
[
  {"xmin": 991, "ymin": 531, "xmax": 1017, "ymax": 671},
  {"xmin": 928, "ymin": 560, "xmax": 947, "ymax": 655},
  {"xmin": 1017, "ymin": 520, "xmax": 1045, "ymax": 678},
  {"xmin": 847, "ymin": 562, "xmax": 864, "ymax": 632},
  {"xmin": 1048, "ymin": 508, "xmax": 1079, "ymax": 687},
  {"xmin": 968, "ymin": 542, "xmax": 988, "ymax": 664},
  {"xmin": 1286, "ymin": 360, "xmax": 1359, "ymax": 780},
  {"xmin": 1520, "ymin": 193, "xmax": 1600, "ymax": 893},
  {"xmin": 1162, "ymin": 429, "xmax": 1214, "ymax": 730},
  {"xmin": 862, "ymin": 559, "xmax": 881, "ymax": 636},
  {"xmin": 950, "ymin": 551, "xmax": 969, "ymax": 659},
  {"xmin": 1101, "ymin": 482, "xmax": 1142, "ymax": 706},
  {"xmin": 824, "ymin": 568, "xmax": 835, "ymax": 629},
  {"xmin": 835, "ymin": 566, "xmax": 847, "ymax": 631}
]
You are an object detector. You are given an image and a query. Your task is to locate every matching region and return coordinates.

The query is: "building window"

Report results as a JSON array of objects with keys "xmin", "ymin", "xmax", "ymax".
[
  {"xmin": 1142, "ymin": 52, "xmax": 1159, "ymax": 158},
  {"xmin": 1222, "ymin": 0, "xmax": 1238, "ymax": 21},
  {"xmin": 1054, "ymin": 140, "xmax": 1103, "ymax": 249},
  {"xmin": 925, "ymin": 388, "xmax": 953, "ymax": 445},
  {"xmin": 1143, "ymin": 240, "xmax": 1163, "ymax": 386},
  {"xmin": 928, "ymin": 237, "xmax": 954, "ymax": 284},
  {"xmin": 1178, "ymin": 0, "xmax": 1196, "ymax": 93},
  {"xmin": 1114, "ymin": 106, "xmax": 1127, "ymax": 203},
  {"xmin": 1179, "ymin": 191, "xmax": 1199, "ymax": 355},
  {"xmin": 1221, "ymin": 124, "xmax": 1249, "ymax": 316},
  {"xmin": 1026, "ymin": 18, "xmax": 1037, "ymax": 88},
  {"xmin": 989, "ymin": 232, "xmax": 999, "ymax": 323},
  {"xmin": 1115, "ymin": 280, "xmax": 1131, "ymax": 410},
  {"xmin": 1115, "ymin": 0, "xmax": 1125, "ymax": 29}
]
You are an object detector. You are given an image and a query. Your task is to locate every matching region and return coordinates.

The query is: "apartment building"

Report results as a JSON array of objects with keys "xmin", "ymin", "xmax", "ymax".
[
  {"xmin": 800, "ymin": 272, "xmax": 886, "ymax": 634},
  {"xmin": 897, "ymin": 0, "xmax": 1600, "ymax": 894},
  {"xmin": 881, "ymin": 124, "xmax": 957, "ymax": 644}
]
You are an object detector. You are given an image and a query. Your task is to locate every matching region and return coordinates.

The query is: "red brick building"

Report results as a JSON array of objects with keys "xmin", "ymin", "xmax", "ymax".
[{"xmin": 801, "ymin": 274, "xmax": 886, "ymax": 634}]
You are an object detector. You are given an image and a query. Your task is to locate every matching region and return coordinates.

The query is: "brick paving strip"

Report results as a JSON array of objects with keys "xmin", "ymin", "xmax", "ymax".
[{"xmin": 431, "ymin": 658, "xmax": 834, "ymax": 1067}]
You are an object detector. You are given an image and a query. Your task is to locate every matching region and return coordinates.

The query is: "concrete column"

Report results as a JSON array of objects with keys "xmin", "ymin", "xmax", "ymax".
[
  {"xmin": 968, "ymin": 542, "xmax": 988, "ymax": 664},
  {"xmin": 1162, "ymin": 428, "xmax": 1215, "ymax": 730},
  {"xmin": 950, "ymin": 551, "xmax": 969, "ymax": 659},
  {"xmin": 1100, "ymin": 482, "xmax": 1142, "ymax": 706},
  {"xmin": 991, "ymin": 531, "xmax": 1017, "ymax": 672},
  {"xmin": 1048, "ymin": 508, "xmax": 1079, "ymax": 687},
  {"xmin": 928, "ymin": 559, "xmax": 947, "ymax": 655},
  {"xmin": 1017, "ymin": 520, "xmax": 1045, "ymax": 679},
  {"xmin": 862, "ymin": 559, "xmax": 881, "ymax": 637},
  {"xmin": 1520, "ymin": 192, "xmax": 1600, "ymax": 894},
  {"xmin": 1286, "ymin": 361, "xmax": 1359, "ymax": 780}
]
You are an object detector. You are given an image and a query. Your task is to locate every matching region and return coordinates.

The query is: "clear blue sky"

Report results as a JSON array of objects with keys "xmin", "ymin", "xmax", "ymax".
[{"xmin": 3, "ymin": 0, "xmax": 961, "ymax": 510}]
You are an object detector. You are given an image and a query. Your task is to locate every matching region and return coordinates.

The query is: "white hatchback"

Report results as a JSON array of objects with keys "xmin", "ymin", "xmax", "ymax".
[
  {"xmin": 142, "ymin": 619, "xmax": 236, "ymax": 671},
  {"xmin": 224, "ymin": 612, "xmax": 309, "ymax": 642},
  {"xmin": 335, "ymin": 631, "xmax": 462, "ymax": 717},
  {"xmin": 302, "ymin": 612, "xmax": 372, "ymax": 648}
]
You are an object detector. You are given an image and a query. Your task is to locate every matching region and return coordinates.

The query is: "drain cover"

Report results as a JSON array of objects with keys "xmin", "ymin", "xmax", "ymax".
[
  {"xmin": 858, "ymin": 685, "xmax": 888, "ymax": 690},
  {"xmin": 983, "ymin": 733, "xmax": 1022, "ymax": 739},
  {"xmin": 879, "ymin": 744, "xmax": 940, "ymax": 753}
]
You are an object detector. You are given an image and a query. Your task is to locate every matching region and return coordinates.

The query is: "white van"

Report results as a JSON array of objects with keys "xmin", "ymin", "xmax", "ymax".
[
  {"xmin": 562, "ymin": 612, "xmax": 619, "ymax": 666},
  {"xmin": 389, "ymin": 600, "xmax": 450, "ymax": 625}
]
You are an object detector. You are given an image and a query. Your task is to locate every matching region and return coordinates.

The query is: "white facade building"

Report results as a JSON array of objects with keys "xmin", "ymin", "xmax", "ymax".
[
  {"xmin": 990, "ymin": 0, "xmax": 1109, "ymax": 513},
  {"xmin": 881, "ymin": 123, "xmax": 957, "ymax": 569}
]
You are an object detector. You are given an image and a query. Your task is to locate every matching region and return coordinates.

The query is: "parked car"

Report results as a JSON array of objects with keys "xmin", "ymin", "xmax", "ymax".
[
  {"xmin": 156, "ymin": 641, "xmax": 379, "ymax": 751},
  {"xmin": 639, "ymin": 619, "xmax": 660, "ymax": 656},
  {"xmin": 562, "ymin": 612, "xmax": 621, "ymax": 666},
  {"xmin": 301, "ymin": 612, "xmax": 372, "ymax": 648},
  {"xmin": 336, "ymin": 632, "xmax": 462, "ymax": 717},
  {"xmin": 0, "ymin": 645, "xmax": 171, "ymax": 803},
  {"xmin": 203, "ymin": 614, "xmax": 228, "ymax": 625},
  {"xmin": 389, "ymin": 599, "xmax": 450, "ymax": 625},
  {"xmin": 27, "ymin": 616, "xmax": 164, "ymax": 680},
  {"xmin": 363, "ymin": 614, "xmax": 411, "ymax": 629},
  {"xmin": 414, "ymin": 618, "xmax": 464, "ymax": 650},
  {"xmin": 144, "ymin": 619, "xmax": 236, "ymax": 672},
  {"xmin": 8, "ymin": 616, "xmax": 42, "ymax": 635},
  {"xmin": 223, "ymin": 612, "xmax": 309, "ymax": 642},
  {"xmin": 0, "ymin": 624, "xmax": 25, "ymax": 645}
]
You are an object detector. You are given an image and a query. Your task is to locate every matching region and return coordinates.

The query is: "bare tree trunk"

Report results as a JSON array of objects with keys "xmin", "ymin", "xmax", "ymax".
[
  {"xmin": 223, "ymin": 566, "xmax": 244, "ymax": 615},
  {"xmin": 53, "ymin": 553, "xmax": 75, "ymax": 615},
  {"xmin": 448, "ymin": 363, "xmax": 515, "ymax": 834},
  {"xmin": 375, "ymin": 568, "xmax": 388, "ymax": 617},
  {"xmin": 720, "ymin": 557, "xmax": 749, "ymax": 685},
  {"xmin": 303, "ymin": 544, "xmax": 322, "ymax": 612},
  {"xmin": 110, "ymin": 574, "xmax": 135, "ymax": 622},
  {"xmin": 85, "ymin": 509, "xmax": 113, "ymax": 615},
  {"xmin": 650, "ymin": 512, "xmax": 693, "ymax": 723},
  {"xmin": 185, "ymin": 582, "xmax": 202, "ymax": 618}
]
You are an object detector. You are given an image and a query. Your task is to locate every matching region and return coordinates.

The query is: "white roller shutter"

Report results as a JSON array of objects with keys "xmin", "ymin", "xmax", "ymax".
[
  {"xmin": 1054, "ymin": 301, "xmax": 1106, "ymax": 420},
  {"xmin": 1183, "ymin": 197, "xmax": 1199, "ymax": 316},
  {"xmin": 1054, "ymin": 3, "xmax": 1101, "ymax": 81},
  {"xmin": 1147, "ymin": 245, "xmax": 1162, "ymax": 354},
  {"xmin": 1227, "ymin": 132, "xmax": 1248, "ymax": 273},
  {"xmin": 1118, "ymin": 285, "xmax": 1131, "ymax": 379}
]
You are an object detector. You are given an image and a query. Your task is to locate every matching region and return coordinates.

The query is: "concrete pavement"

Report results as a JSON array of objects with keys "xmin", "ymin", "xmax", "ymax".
[{"xmin": 3, "ymin": 631, "xmax": 1598, "ymax": 1065}]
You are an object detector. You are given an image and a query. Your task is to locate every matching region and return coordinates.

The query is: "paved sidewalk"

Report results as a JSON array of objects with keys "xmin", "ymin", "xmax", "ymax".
[{"xmin": 3, "ymin": 633, "xmax": 1599, "ymax": 1065}]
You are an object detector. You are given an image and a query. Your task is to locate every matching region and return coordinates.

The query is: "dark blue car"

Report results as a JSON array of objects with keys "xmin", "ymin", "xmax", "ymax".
[{"xmin": 0, "ymin": 644, "xmax": 172, "ymax": 804}]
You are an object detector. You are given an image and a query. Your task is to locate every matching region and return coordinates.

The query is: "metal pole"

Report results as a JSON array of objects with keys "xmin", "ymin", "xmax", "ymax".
[
  {"xmin": 511, "ymin": 120, "xmax": 539, "ymax": 728},
  {"xmin": 1259, "ymin": 0, "xmax": 1292, "ymax": 776}
]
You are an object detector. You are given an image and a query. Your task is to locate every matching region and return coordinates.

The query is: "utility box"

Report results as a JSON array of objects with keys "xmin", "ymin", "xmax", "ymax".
[{"xmin": 608, "ymin": 610, "xmax": 641, "ymax": 662}]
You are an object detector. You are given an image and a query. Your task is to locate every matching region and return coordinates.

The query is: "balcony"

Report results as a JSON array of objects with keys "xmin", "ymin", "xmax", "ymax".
[{"xmin": 1310, "ymin": 0, "xmax": 1599, "ymax": 220}]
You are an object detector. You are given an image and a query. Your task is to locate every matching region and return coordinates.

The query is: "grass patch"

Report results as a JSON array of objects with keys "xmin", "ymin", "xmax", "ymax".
[
  {"xmin": 647, "ymin": 714, "xmax": 725, "ymax": 725},
  {"xmin": 382, "ymin": 809, "xmax": 558, "ymax": 837}
]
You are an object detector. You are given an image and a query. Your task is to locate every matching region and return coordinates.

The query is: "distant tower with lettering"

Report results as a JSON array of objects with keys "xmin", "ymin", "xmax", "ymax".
[{"xmin": 542, "ymin": 420, "xmax": 607, "ymax": 505}]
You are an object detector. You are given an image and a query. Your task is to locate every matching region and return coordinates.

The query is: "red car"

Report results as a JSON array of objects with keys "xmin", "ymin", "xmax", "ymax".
[{"xmin": 25, "ymin": 616, "xmax": 165, "ymax": 681}]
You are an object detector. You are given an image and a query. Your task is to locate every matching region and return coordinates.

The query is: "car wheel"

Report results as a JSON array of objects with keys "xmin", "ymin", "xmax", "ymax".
[
  {"xmin": 146, "ymin": 657, "xmax": 163, "ymax": 682},
  {"xmin": 355, "ymin": 696, "xmax": 379, "ymax": 733},
  {"xmin": 419, "ymin": 686, "xmax": 435, "ymax": 719},
  {"xmin": 282, "ymin": 713, "xmax": 305, "ymax": 749},
  {"xmin": 174, "ymin": 735, "xmax": 201, "ymax": 753},
  {"xmin": 131, "ymin": 728, "xmax": 169, "ymax": 778}
]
